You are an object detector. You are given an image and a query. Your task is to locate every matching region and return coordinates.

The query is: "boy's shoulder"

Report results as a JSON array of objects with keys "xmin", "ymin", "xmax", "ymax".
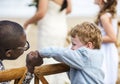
[{"xmin": 77, "ymin": 47, "xmax": 102, "ymax": 56}]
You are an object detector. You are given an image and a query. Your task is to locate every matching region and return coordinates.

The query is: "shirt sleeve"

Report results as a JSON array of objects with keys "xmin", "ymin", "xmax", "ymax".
[
  {"xmin": 22, "ymin": 72, "xmax": 33, "ymax": 84},
  {"xmin": 39, "ymin": 47, "xmax": 86, "ymax": 69}
]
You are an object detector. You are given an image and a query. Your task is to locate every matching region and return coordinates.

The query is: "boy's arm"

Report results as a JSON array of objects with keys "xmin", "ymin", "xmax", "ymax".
[{"xmin": 39, "ymin": 47, "xmax": 85, "ymax": 69}]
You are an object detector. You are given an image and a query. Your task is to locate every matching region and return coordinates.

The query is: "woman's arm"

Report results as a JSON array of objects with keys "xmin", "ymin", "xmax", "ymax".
[
  {"xmin": 24, "ymin": 0, "xmax": 48, "ymax": 29},
  {"xmin": 100, "ymin": 14, "xmax": 117, "ymax": 43},
  {"xmin": 66, "ymin": 0, "xmax": 72, "ymax": 14}
]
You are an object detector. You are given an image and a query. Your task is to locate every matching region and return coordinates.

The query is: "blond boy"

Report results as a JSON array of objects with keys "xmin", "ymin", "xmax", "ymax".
[{"xmin": 28, "ymin": 22, "xmax": 104, "ymax": 84}]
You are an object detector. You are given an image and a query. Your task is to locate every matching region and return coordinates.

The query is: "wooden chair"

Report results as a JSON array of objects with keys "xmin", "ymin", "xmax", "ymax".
[
  {"xmin": 0, "ymin": 67, "xmax": 26, "ymax": 84},
  {"xmin": 0, "ymin": 63, "xmax": 70, "ymax": 84},
  {"xmin": 34, "ymin": 63, "xmax": 70, "ymax": 84}
]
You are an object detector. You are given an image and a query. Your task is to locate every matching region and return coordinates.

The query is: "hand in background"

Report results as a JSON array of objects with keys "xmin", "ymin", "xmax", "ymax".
[
  {"xmin": 26, "ymin": 51, "xmax": 43, "ymax": 73},
  {"xmin": 23, "ymin": 22, "xmax": 29, "ymax": 30}
]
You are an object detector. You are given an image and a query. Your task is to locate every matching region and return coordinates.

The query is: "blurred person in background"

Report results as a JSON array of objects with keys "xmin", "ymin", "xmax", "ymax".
[
  {"xmin": 24, "ymin": 0, "xmax": 72, "ymax": 84},
  {"xmin": 94, "ymin": 0, "xmax": 118, "ymax": 84}
]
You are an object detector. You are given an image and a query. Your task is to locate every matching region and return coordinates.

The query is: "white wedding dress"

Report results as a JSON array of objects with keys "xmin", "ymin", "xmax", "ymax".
[
  {"xmin": 35, "ymin": 1, "xmax": 70, "ymax": 84},
  {"xmin": 37, "ymin": 1, "xmax": 68, "ymax": 49}
]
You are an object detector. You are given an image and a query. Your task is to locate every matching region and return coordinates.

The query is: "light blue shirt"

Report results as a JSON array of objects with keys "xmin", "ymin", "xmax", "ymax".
[{"xmin": 39, "ymin": 47, "xmax": 104, "ymax": 84}]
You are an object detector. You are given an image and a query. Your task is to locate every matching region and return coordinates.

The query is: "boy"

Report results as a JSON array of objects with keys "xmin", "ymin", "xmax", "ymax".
[{"xmin": 28, "ymin": 22, "xmax": 104, "ymax": 84}]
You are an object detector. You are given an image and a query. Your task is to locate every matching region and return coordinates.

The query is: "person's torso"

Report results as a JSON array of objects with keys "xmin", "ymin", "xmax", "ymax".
[
  {"xmin": 38, "ymin": 0, "xmax": 67, "ymax": 25},
  {"xmin": 68, "ymin": 47, "xmax": 104, "ymax": 84}
]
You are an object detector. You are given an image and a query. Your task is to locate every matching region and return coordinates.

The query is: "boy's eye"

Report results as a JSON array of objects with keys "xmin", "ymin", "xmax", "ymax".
[{"xmin": 72, "ymin": 43, "xmax": 76, "ymax": 46}]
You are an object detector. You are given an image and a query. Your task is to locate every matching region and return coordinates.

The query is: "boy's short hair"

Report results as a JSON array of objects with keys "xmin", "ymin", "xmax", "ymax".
[{"xmin": 70, "ymin": 22, "xmax": 102, "ymax": 49}]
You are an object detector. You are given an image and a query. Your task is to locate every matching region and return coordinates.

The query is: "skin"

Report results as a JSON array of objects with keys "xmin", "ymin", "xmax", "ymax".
[
  {"xmin": 94, "ymin": 0, "xmax": 117, "ymax": 43},
  {"xmin": 71, "ymin": 35, "xmax": 85, "ymax": 50},
  {"xmin": 0, "ymin": 31, "xmax": 43, "ymax": 73},
  {"xmin": 71, "ymin": 35, "xmax": 94, "ymax": 50},
  {"xmin": 5, "ymin": 33, "xmax": 27, "ymax": 60},
  {"xmin": 24, "ymin": 0, "xmax": 72, "ymax": 29},
  {"xmin": 26, "ymin": 51, "xmax": 43, "ymax": 73},
  {"xmin": 0, "ymin": 33, "xmax": 26, "ymax": 60}
]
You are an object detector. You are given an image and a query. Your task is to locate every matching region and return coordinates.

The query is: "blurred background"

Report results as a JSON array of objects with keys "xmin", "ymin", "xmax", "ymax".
[
  {"xmin": 0, "ymin": 0, "xmax": 120, "ymax": 83},
  {"xmin": 0, "ymin": 0, "xmax": 120, "ymax": 18}
]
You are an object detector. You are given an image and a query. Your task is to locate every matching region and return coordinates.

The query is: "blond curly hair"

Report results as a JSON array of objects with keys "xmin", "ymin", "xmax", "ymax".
[{"xmin": 69, "ymin": 22, "xmax": 102, "ymax": 49}]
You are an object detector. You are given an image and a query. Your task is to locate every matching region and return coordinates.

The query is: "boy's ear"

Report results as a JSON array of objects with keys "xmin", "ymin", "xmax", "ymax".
[
  {"xmin": 5, "ymin": 50, "xmax": 12, "ymax": 57},
  {"xmin": 86, "ymin": 42, "xmax": 94, "ymax": 49}
]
